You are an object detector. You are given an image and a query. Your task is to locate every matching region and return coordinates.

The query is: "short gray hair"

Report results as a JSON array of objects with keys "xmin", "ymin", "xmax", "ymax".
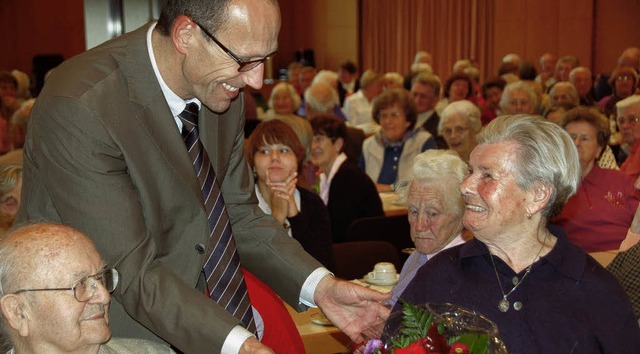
[
  {"xmin": 477, "ymin": 115, "xmax": 580, "ymax": 218},
  {"xmin": 616, "ymin": 95, "xmax": 640, "ymax": 114},
  {"xmin": 411, "ymin": 149, "xmax": 468, "ymax": 215},
  {"xmin": 268, "ymin": 82, "xmax": 301, "ymax": 111},
  {"xmin": 304, "ymin": 82, "xmax": 339, "ymax": 114},
  {"xmin": 439, "ymin": 100, "xmax": 482, "ymax": 134},
  {"xmin": 549, "ymin": 82, "xmax": 580, "ymax": 106},
  {"xmin": 499, "ymin": 81, "xmax": 538, "ymax": 111}
]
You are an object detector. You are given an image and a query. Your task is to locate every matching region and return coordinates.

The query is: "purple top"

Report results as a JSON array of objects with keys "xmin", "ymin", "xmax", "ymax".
[
  {"xmin": 396, "ymin": 227, "xmax": 640, "ymax": 354},
  {"xmin": 553, "ymin": 165, "xmax": 638, "ymax": 252}
]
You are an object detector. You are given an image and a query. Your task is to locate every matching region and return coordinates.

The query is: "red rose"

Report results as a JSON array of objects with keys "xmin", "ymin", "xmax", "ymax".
[{"xmin": 395, "ymin": 341, "xmax": 428, "ymax": 354}]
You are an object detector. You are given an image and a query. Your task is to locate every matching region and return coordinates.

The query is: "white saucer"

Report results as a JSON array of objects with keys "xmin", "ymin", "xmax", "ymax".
[{"xmin": 363, "ymin": 272, "xmax": 399, "ymax": 286}]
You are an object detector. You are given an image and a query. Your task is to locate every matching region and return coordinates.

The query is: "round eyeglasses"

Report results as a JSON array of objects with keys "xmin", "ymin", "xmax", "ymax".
[{"xmin": 13, "ymin": 268, "xmax": 119, "ymax": 302}]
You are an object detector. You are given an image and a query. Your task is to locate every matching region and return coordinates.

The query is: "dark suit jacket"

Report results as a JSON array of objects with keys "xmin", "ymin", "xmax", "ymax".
[
  {"xmin": 17, "ymin": 24, "xmax": 320, "ymax": 353},
  {"xmin": 289, "ymin": 188, "xmax": 335, "ymax": 270},
  {"xmin": 420, "ymin": 111, "xmax": 448, "ymax": 149},
  {"xmin": 328, "ymin": 162, "xmax": 384, "ymax": 243}
]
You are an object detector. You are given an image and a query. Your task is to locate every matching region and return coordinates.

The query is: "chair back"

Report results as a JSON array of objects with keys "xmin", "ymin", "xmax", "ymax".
[
  {"xmin": 345, "ymin": 215, "xmax": 412, "ymax": 263},
  {"xmin": 332, "ymin": 240, "xmax": 401, "ymax": 280}
]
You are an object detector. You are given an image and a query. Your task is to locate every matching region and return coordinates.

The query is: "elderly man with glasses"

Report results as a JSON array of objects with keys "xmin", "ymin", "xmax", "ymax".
[
  {"xmin": 0, "ymin": 223, "xmax": 174, "ymax": 353},
  {"xmin": 17, "ymin": 0, "xmax": 390, "ymax": 353}
]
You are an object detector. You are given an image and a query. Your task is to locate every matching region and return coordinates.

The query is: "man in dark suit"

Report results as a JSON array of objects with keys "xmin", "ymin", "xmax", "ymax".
[
  {"xmin": 410, "ymin": 72, "xmax": 447, "ymax": 149},
  {"xmin": 16, "ymin": 0, "xmax": 389, "ymax": 353}
]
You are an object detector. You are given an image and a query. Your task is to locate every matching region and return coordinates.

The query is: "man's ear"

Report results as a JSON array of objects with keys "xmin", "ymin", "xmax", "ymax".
[
  {"xmin": 171, "ymin": 15, "xmax": 197, "ymax": 55},
  {"xmin": 1, "ymin": 294, "xmax": 30, "ymax": 337}
]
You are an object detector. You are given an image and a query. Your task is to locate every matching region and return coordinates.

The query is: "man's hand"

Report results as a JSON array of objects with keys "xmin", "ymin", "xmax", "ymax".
[
  {"xmin": 239, "ymin": 337, "xmax": 274, "ymax": 354},
  {"xmin": 314, "ymin": 275, "xmax": 391, "ymax": 342}
]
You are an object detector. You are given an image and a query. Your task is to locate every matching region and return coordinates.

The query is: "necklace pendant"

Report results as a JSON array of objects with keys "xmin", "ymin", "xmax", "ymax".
[{"xmin": 498, "ymin": 298, "xmax": 510, "ymax": 312}]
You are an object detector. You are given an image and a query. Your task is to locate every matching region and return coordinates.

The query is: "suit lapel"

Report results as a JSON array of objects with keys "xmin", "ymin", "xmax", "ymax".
[{"xmin": 116, "ymin": 24, "xmax": 201, "ymax": 200}]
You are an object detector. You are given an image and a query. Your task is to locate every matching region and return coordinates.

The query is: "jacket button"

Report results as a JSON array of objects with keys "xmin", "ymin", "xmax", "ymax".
[{"xmin": 195, "ymin": 244, "xmax": 205, "ymax": 254}]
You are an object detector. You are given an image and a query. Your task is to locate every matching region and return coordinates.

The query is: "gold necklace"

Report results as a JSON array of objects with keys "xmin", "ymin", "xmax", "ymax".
[{"xmin": 488, "ymin": 232, "xmax": 548, "ymax": 313}]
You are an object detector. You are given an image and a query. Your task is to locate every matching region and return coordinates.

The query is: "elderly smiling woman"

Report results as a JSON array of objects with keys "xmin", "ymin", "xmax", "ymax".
[
  {"xmin": 389, "ymin": 150, "xmax": 469, "ymax": 307},
  {"xmin": 398, "ymin": 115, "xmax": 640, "ymax": 353}
]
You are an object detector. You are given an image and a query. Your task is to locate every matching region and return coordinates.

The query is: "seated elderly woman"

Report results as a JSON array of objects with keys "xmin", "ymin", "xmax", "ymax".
[
  {"xmin": 598, "ymin": 66, "xmax": 638, "ymax": 119},
  {"xmin": 499, "ymin": 80, "xmax": 538, "ymax": 115},
  {"xmin": 360, "ymin": 88, "xmax": 436, "ymax": 192},
  {"xmin": 310, "ymin": 114, "xmax": 383, "ymax": 243},
  {"xmin": 263, "ymin": 81, "xmax": 313, "ymax": 155},
  {"xmin": 246, "ymin": 120, "xmax": 334, "ymax": 269},
  {"xmin": 552, "ymin": 107, "xmax": 639, "ymax": 252},
  {"xmin": 438, "ymin": 100, "xmax": 481, "ymax": 162},
  {"xmin": 398, "ymin": 115, "xmax": 640, "ymax": 353},
  {"xmin": 434, "ymin": 73, "xmax": 474, "ymax": 114},
  {"xmin": 389, "ymin": 150, "xmax": 469, "ymax": 307}
]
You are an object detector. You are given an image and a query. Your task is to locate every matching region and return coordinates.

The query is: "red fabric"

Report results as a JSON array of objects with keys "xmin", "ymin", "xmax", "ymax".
[{"xmin": 242, "ymin": 269, "xmax": 305, "ymax": 354}]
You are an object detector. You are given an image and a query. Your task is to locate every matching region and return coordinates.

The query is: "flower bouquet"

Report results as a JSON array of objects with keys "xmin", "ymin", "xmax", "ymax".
[{"xmin": 354, "ymin": 302, "xmax": 508, "ymax": 354}]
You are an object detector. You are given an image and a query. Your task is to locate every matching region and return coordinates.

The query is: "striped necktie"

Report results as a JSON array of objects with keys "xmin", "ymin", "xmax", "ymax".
[{"xmin": 178, "ymin": 102, "xmax": 255, "ymax": 332}]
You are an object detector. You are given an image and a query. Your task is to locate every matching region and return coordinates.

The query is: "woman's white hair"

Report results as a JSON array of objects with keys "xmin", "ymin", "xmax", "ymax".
[
  {"xmin": 477, "ymin": 115, "xmax": 580, "ymax": 218},
  {"xmin": 499, "ymin": 81, "xmax": 538, "ymax": 111},
  {"xmin": 268, "ymin": 82, "xmax": 301, "ymax": 111},
  {"xmin": 439, "ymin": 100, "xmax": 482, "ymax": 134},
  {"xmin": 411, "ymin": 149, "xmax": 467, "ymax": 215}
]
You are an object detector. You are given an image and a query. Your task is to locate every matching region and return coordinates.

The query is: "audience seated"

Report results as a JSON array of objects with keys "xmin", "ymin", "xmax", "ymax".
[
  {"xmin": 0, "ymin": 72, "xmax": 19, "ymax": 155},
  {"xmin": 618, "ymin": 95, "xmax": 640, "ymax": 179},
  {"xmin": 310, "ymin": 115, "xmax": 383, "ymax": 243},
  {"xmin": 480, "ymin": 77, "xmax": 506, "ymax": 125},
  {"xmin": 0, "ymin": 223, "xmax": 175, "ymax": 353},
  {"xmin": 435, "ymin": 73, "xmax": 473, "ymax": 114},
  {"xmin": 500, "ymin": 81, "xmax": 538, "ymax": 114},
  {"xmin": 553, "ymin": 107, "xmax": 639, "ymax": 252},
  {"xmin": 360, "ymin": 89, "xmax": 436, "ymax": 192},
  {"xmin": 0, "ymin": 99, "xmax": 33, "ymax": 167},
  {"xmin": 306, "ymin": 73, "xmax": 347, "ymax": 121},
  {"xmin": 554, "ymin": 55, "xmax": 579, "ymax": 83},
  {"xmin": 246, "ymin": 120, "xmax": 334, "ymax": 269},
  {"xmin": 598, "ymin": 66, "xmax": 638, "ymax": 119},
  {"xmin": 398, "ymin": 115, "xmax": 640, "ymax": 353},
  {"xmin": 439, "ymin": 100, "xmax": 481, "ymax": 162},
  {"xmin": 263, "ymin": 82, "xmax": 313, "ymax": 161},
  {"xmin": 548, "ymin": 81, "xmax": 580, "ymax": 107},
  {"xmin": 294, "ymin": 66, "xmax": 317, "ymax": 116},
  {"xmin": 343, "ymin": 69, "xmax": 384, "ymax": 133},
  {"xmin": 388, "ymin": 150, "xmax": 469, "ymax": 308},
  {"xmin": 569, "ymin": 67, "xmax": 596, "ymax": 106},
  {"xmin": 337, "ymin": 61, "xmax": 359, "ymax": 107},
  {"xmin": 410, "ymin": 72, "xmax": 447, "ymax": 148},
  {"xmin": 0, "ymin": 165, "xmax": 21, "ymax": 232},
  {"xmin": 535, "ymin": 53, "xmax": 557, "ymax": 92}
]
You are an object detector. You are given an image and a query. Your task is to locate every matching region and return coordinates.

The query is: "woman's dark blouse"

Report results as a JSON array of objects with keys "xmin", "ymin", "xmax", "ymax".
[
  {"xmin": 288, "ymin": 187, "xmax": 335, "ymax": 270},
  {"xmin": 396, "ymin": 228, "xmax": 640, "ymax": 353}
]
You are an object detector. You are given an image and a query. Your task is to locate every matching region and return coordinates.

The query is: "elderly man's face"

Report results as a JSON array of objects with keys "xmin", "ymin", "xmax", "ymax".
[
  {"xmin": 411, "ymin": 82, "xmax": 437, "ymax": 113},
  {"xmin": 21, "ymin": 233, "xmax": 111, "ymax": 352},
  {"xmin": 181, "ymin": 0, "xmax": 280, "ymax": 113},
  {"xmin": 407, "ymin": 180, "xmax": 463, "ymax": 255},
  {"xmin": 618, "ymin": 103, "xmax": 640, "ymax": 146},
  {"xmin": 571, "ymin": 71, "xmax": 592, "ymax": 96},
  {"xmin": 549, "ymin": 85, "xmax": 573, "ymax": 106}
]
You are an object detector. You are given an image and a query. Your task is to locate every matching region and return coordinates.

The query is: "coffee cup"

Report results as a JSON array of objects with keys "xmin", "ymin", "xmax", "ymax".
[{"xmin": 371, "ymin": 262, "xmax": 397, "ymax": 281}]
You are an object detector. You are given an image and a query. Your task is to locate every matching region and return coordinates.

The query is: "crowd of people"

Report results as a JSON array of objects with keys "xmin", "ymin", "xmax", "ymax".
[{"xmin": 1, "ymin": 0, "xmax": 640, "ymax": 352}]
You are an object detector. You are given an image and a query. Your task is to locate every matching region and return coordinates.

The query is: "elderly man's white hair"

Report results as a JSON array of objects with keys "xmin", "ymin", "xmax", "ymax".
[
  {"xmin": 304, "ymin": 82, "xmax": 339, "ymax": 114},
  {"xmin": 500, "ymin": 81, "xmax": 538, "ymax": 111},
  {"xmin": 549, "ymin": 81, "xmax": 580, "ymax": 106},
  {"xmin": 311, "ymin": 70, "xmax": 339, "ymax": 88}
]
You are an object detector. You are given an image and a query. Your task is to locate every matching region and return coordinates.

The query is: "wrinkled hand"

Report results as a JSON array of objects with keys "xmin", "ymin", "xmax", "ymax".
[
  {"xmin": 239, "ymin": 337, "xmax": 274, "ymax": 354},
  {"xmin": 314, "ymin": 275, "xmax": 391, "ymax": 342}
]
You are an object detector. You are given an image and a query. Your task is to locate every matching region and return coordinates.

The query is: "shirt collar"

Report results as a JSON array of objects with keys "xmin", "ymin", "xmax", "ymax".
[{"xmin": 146, "ymin": 22, "xmax": 201, "ymax": 128}]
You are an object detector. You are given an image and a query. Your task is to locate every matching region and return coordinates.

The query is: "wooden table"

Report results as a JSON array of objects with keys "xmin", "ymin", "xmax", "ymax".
[
  {"xmin": 379, "ymin": 192, "xmax": 407, "ymax": 217},
  {"xmin": 285, "ymin": 280, "xmax": 394, "ymax": 354}
]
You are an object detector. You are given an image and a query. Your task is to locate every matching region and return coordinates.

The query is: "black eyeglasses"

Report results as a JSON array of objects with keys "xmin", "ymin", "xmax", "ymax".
[
  {"xmin": 13, "ymin": 268, "xmax": 119, "ymax": 302},
  {"xmin": 192, "ymin": 19, "xmax": 277, "ymax": 72}
]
